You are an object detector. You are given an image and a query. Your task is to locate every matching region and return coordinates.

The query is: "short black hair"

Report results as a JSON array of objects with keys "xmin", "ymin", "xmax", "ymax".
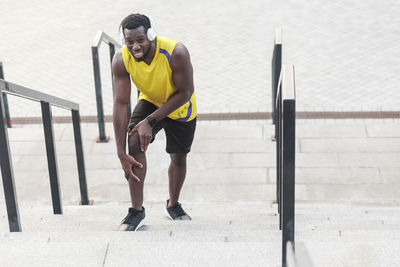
[{"xmin": 121, "ymin": 14, "xmax": 151, "ymax": 34}]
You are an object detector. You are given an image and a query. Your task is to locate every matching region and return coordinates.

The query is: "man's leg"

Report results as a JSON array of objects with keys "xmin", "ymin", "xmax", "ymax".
[
  {"xmin": 168, "ymin": 153, "xmax": 187, "ymax": 207},
  {"xmin": 163, "ymin": 117, "xmax": 196, "ymax": 219},
  {"xmin": 118, "ymin": 131, "xmax": 147, "ymax": 231},
  {"xmin": 127, "ymin": 131, "xmax": 147, "ymax": 210},
  {"xmin": 125, "ymin": 100, "xmax": 160, "ymax": 210}
]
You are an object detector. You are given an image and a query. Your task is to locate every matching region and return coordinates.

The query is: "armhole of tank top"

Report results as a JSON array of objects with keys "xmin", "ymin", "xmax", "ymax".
[
  {"xmin": 171, "ymin": 41, "xmax": 179, "ymax": 57},
  {"xmin": 166, "ymin": 41, "xmax": 178, "ymax": 70}
]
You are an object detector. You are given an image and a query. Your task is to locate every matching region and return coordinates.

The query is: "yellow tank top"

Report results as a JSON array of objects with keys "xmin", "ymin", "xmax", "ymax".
[{"xmin": 121, "ymin": 36, "xmax": 197, "ymax": 122}]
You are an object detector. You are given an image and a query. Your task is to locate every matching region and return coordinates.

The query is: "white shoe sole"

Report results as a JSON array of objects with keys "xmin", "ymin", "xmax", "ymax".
[
  {"xmin": 164, "ymin": 208, "xmax": 191, "ymax": 220},
  {"xmin": 117, "ymin": 218, "xmax": 146, "ymax": 231},
  {"xmin": 134, "ymin": 218, "xmax": 146, "ymax": 231},
  {"xmin": 164, "ymin": 208, "xmax": 173, "ymax": 220}
]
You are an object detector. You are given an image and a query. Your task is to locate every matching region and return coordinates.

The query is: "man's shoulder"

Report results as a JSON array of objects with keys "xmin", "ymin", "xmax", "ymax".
[
  {"xmin": 172, "ymin": 43, "xmax": 188, "ymax": 56},
  {"xmin": 171, "ymin": 42, "xmax": 190, "ymax": 61},
  {"xmin": 158, "ymin": 36, "xmax": 180, "ymax": 52},
  {"xmin": 113, "ymin": 49, "xmax": 123, "ymax": 61},
  {"xmin": 112, "ymin": 48, "xmax": 129, "ymax": 75}
]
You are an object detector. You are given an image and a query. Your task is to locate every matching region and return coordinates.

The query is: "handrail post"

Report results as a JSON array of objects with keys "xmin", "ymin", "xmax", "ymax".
[
  {"xmin": 282, "ymin": 98, "xmax": 295, "ymax": 267},
  {"xmin": 0, "ymin": 91, "xmax": 21, "ymax": 232},
  {"xmin": 281, "ymin": 65, "xmax": 296, "ymax": 267},
  {"xmin": 278, "ymin": 84, "xmax": 283, "ymax": 229},
  {"xmin": 41, "ymin": 101, "xmax": 63, "ymax": 214},
  {"xmin": 71, "ymin": 110, "xmax": 89, "ymax": 205},
  {"xmin": 272, "ymin": 29, "xmax": 282, "ymax": 208},
  {"xmin": 272, "ymin": 28, "xmax": 282, "ymax": 126},
  {"xmin": 91, "ymin": 46, "xmax": 110, "ymax": 143},
  {"xmin": 0, "ymin": 62, "xmax": 11, "ymax": 128}
]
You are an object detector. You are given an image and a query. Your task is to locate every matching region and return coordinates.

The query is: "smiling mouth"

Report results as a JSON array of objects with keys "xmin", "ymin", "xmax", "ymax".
[{"xmin": 132, "ymin": 50, "xmax": 144, "ymax": 60}]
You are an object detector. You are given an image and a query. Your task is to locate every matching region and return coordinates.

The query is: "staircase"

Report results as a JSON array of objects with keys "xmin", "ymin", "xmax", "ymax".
[
  {"xmin": 0, "ymin": 201, "xmax": 282, "ymax": 266},
  {"xmin": 1, "ymin": 121, "xmax": 400, "ymax": 266}
]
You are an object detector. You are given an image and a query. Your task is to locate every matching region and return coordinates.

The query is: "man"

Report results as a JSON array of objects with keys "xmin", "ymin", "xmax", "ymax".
[{"xmin": 112, "ymin": 13, "xmax": 197, "ymax": 231}]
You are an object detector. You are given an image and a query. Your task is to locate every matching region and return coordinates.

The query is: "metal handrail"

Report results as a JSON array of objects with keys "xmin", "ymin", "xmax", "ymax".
[
  {"xmin": 272, "ymin": 28, "xmax": 282, "ymax": 209},
  {"xmin": 0, "ymin": 62, "xmax": 11, "ymax": 127},
  {"xmin": 0, "ymin": 79, "xmax": 79, "ymax": 110},
  {"xmin": 92, "ymin": 31, "xmax": 121, "ymax": 48},
  {"xmin": 275, "ymin": 65, "xmax": 296, "ymax": 267},
  {"xmin": 91, "ymin": 30, "xmax": 124, "ymax": 142},
  {"xmin": 0, "ymin": 79, "xmax": 89, "ymax": 232},
  {"xmin": 272, "ymin": 28, "xmax": 282, "ymax": 126}
]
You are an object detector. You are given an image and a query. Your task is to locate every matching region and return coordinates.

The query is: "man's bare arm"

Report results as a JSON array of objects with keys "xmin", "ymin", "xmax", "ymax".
[
  {"xmin": 150, "ymin": 43, "xmax": 194, "ymax": 121},
  {"xmin": 112, "ymin": 51, "xmax": 131, "ymax": 156},
  {"xmin": 112, "ymin": 51, "xmax": 142, "ymax": 181}
]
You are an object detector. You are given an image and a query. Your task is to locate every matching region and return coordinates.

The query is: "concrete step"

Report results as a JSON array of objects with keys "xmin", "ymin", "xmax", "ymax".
[
  {"xmin": 299, "ymin": 233, "xmax": 400, "ymax": 267},
  {"xmin": 2, "ymin": 202, "xmax": 399, "ymax": 232},
  {"xmin": 295, "ymin": 203, "xmax": 400, "ymax": 231},
  {"xmin": 0, "ymin": 236, "xmax": 282, "ymax": 267},
  {"xmin": 1, "ymin": 228, "xmax": 282, "ymax": 243},
  {"xmin": 0, "ymin": 229, "xmax": 398, "ymax": 267},
  {"xmin": 1, "ymin": 202, "xmax": 399, "ymax": 267},
  {"xmin": 0, "ymin": 201, "xmax": 279, "ymax": 232}
]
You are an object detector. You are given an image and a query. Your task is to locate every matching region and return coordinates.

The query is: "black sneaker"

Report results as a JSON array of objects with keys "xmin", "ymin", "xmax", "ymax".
[
  {"xmin": 118, "ymin": 207, "xmax": 146, "ymax": 231},
  {"xmin": 165, "ymin": 200, "xmax": 191, "ymax": 220}
]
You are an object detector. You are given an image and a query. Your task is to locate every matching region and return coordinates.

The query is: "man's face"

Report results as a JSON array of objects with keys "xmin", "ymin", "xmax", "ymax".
[{"xmin": 124, "ymin": 26, "xmax": 152, "ymax": 62}]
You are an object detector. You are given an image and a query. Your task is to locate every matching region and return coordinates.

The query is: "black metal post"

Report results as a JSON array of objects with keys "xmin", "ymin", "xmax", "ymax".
[
  {"xmin": 272, "ymin": 43, "xmax": 282, "ymax": 126},
  {"xmin": 277, "ymin": 85, "xmax": 282, "ymax": 229},
  {"xmin": 0, "ymin": 92, "xmax": 21, "ymax": 232},
  {"xmin": 280, "ymin": 65, "xmax": 296, "ymax": 267},
  {"xmin": 281, "ymin": 98, "xmax": 295, "ymax": 267},
  {"xmin": 71, "ymin": 110, "xmax": 89, "ymax": 205},
  {"xmin": 41, "ymin": 101, "xmax": 62, "ymax": 214},
  {"xmin": 272, "ymin": 29, "xmax": 282, "ymax": 207},
  {"xmin": 91, "ymin": 46, "xmax": 109, "ymax": 142},
  {"xmin": 0, "ymin": 62, "xmax": 11, "ymax": 128}
]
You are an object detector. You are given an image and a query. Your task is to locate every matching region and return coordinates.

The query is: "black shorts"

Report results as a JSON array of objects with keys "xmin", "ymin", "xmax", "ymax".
[{"xmin": 127, "ymin": 100, "xmax": 196, "ymax": 154}]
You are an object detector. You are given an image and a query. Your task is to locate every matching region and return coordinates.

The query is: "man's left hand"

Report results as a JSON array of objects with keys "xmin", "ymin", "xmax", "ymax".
[{"xmin": 129, "ymin": 119, "xmax": 153, "ymax": 152}]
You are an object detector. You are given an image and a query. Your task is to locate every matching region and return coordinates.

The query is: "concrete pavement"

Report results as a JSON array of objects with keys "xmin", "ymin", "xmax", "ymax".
[{"xmin": 1, "ymin": 0, "xmax": 400, "ymax": 118}]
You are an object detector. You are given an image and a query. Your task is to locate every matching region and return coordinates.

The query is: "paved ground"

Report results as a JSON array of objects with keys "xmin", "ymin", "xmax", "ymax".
[{"xmin": 1, "ymin": 0, "xmax": 400, "ymax": 118}]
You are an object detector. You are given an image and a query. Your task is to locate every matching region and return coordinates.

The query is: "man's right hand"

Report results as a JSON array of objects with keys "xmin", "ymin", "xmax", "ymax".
[{"xmin": 119, "ymin": 153, "xmax": 143, "ymax": 182}]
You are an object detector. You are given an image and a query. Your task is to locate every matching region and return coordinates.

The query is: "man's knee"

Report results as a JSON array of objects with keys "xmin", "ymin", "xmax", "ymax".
[
  {"xmin": 128, "ymin": 132, "xmax": 141, "ymax": 155},
  {"xmin": 170, "ymin": 153, "xmax": 187, "ymax": 166}
]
